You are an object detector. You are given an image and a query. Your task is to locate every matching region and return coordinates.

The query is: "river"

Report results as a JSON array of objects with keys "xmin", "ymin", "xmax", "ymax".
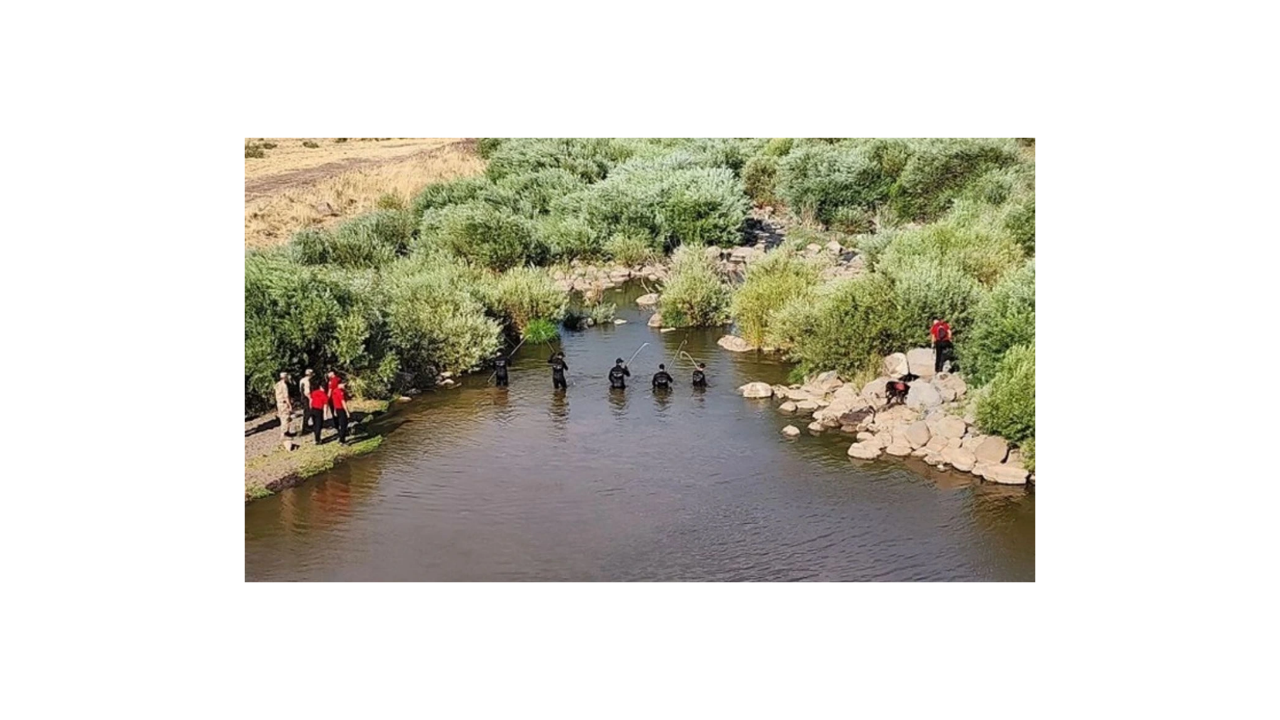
[{"xmin": 245, "ymin": 283, "xmax": 1034, "ymax": 581}]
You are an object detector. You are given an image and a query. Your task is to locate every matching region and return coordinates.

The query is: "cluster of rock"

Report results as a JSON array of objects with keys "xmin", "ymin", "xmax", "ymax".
[
  {"xmin": 739, "ymin": 349, "xmax": 1034, "ymax": 486},
  {"xmin": 551, "ymin": 261, "xmax": 669, "ymax": 302}
]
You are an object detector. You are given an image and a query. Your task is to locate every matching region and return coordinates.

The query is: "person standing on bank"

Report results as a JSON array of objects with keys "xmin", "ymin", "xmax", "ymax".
[
  {"xmin": 652, "ymin": 363, "xmax": 673, "ymax": 390},
  {"xmin": 331, "ymin": 381, "xmax": 350, "ymax": 444},
  {"xmin": 930, "ymin": 317, "xmax": 954, "ymax": 373},
  {"xmin": 298, "ymin": 369, "xmax": 315, "ymax": 434},
  {"xmin": 308, "ymin": 382, "xmax": 329, "ymax": 445},
  {"xmin": 274, "ymin": 372, "xmax": 293, "ymax": 442},
  {"xmin": 326, "ymin": 371, "xmax": 341, "ymax": 418},
  {"xmin": 608, "ymin": 358, "xmax": 631, "ymax": 390}
]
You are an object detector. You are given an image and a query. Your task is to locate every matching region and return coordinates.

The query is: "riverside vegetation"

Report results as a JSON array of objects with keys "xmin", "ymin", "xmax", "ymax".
[{"xmin": 246, "ymin": 138, "xmax": 1035, "ymax": 472}]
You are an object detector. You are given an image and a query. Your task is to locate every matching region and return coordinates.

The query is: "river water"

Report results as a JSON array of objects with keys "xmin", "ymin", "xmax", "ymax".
[{"xmin": 245, "ymin": 283, "xmax": 1034, "ymax": 581}]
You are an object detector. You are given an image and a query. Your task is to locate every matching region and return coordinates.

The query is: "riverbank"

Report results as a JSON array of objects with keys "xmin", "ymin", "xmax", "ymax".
[{"xmin": 244, "ymin": 398, "xmax": 391, "ymax": 502}]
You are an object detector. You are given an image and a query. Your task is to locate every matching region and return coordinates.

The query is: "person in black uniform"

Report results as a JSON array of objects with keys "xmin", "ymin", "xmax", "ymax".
[
  {"xmin": 494, "ymin": 354, "xmax": 510, "ymax": 387},
  {"xmin": 652, "ymin": 363, "xmax": 673, "ymax": 390},
  {"xmin": 608, "ymin": 358, "xmax": 631, "ymax": 390},
  {"xmin": 548, "ymin": 352, "xmax": 568, "ymax": 390},
  {"xmin": 691, "ymin": 362, "xmax": 707, "ymax": 388}
]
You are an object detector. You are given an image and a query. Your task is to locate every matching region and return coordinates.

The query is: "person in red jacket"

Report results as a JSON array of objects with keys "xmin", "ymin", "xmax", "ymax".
[
  {"xmin": 309, "ymin": 384, "xmax": 329, "ymax": 445},
  {"xmin": 326, "ymin": 371, "xmax": 341, "ymax": 418},
  {"xmin": 331, "ymin": 381, "xmax": 350, "ymax": 444},
  {"xmin": 930, "ymin": 318, "xmax": 954, "ymax": 373}
]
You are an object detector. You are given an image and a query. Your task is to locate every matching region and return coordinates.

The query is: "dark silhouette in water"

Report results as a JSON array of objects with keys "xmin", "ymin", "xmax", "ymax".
[
  {"xmin": 608, "ymin": 358, "xmax": 631, "ymax": 389},
  {"xmin": 652, "ymin": 364, "xmax": 673, "ymax": 390},
  {"xmin": 548, "ymin": 352, "xmax": 569, "ymax": 390}
]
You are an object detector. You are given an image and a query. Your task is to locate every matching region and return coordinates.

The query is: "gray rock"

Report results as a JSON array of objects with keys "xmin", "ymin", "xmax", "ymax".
[
  {"xmin": 934, "ymin": 415, "xmax": 967, "ymax": 439},
  {"xmin": 635, "ymin": 293, "xmax": 660, "ymax": 307},
  {"xmin": 717, "ymin": 335, "xmax": 753, "ymax": 352},
  {"xmin": 906, "ymin": 382, "xmax": 943, "ymax": 409},
  {"xmin": 778, "ymin": 401, "xmax": 798, "ymax": 413},
  {"xmin": 883, "ymin": 353, "xmax": 909, "ymax": 378},
  {"xmin": 847, "ymin": 442, "xmax": 882, "ymax": 460},
  {"xmin": 942, "ymin": 446, "xmax": 977, "ymax": 472},
  {"xmin": 807, "ymin": 421, "xmax": 825, "ymax": 433},
  {"xmin": 795, "ymin": 400, "xmax": 820, "ymax": 413},
  {"xmin": 974, "ymin": 436, "xmax": 1010, "ymax": 464},
  {"xmin": 781, "ymin": 425, "xmax": 801, "ymax": 438},
  {"xmin": 647, "ymin": 313, "xmax": 663, "ymax": 328},
  {"xmin": 904, "ymin": 421, "xmax": 931, "ymax": 449},
  {"xmin": 905, "ymin": 347, "xmax": 936, "ymax": 378},
  {"xmin": 740, "ymin": 382, "xmax": 773, "ymax": 399}
]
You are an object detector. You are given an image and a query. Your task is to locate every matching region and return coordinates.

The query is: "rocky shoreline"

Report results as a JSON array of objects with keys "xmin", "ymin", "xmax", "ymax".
[{"xmin": 738, "ymin": 346, "xmax": 1035, "ymax": 486}]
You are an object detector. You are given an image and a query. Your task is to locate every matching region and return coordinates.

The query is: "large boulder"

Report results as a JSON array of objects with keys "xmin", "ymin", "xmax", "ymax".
[
  {"xmin": 883, "ymin": 353, "xmax": 909, "ymax": 377},
  {"xmin": 771, "ymin": 384, "xmax": 789, "ymax": 398},
  {"xmin": 779, "ymin": 386, "xmax": 819, "ymax": 402},
  {"xmin": 802, "ymin": 370, "xmax": 843, "ymax": 397},
  {"xmin": 905, "ymin": 347, "xmax": 937, "ymax": 378},
  {"xmin": 942, "ymin": 446, "xmax": 977, "ymax": 472},
  {"xmin": 807, "ymin": 421, "xmax": 825, "ymax": 433},
  {"xmin": 635, "ymin": 293, "xmax": 660, "ymax": 307},
  {"xmin": 795, "ymin": 399, "xmax": 820, "ymax": 413},
  {"xmin": 847, "ymin": 442, "xmax": 882, "ymax": 460},
  {"xmin": 974, "ymin": 436, "xmax": 1010, "ymax": 464},
  {"xmin": 933, "ymin": 372, "xmax": 968, "ymax": 402},
  {"xmin": 781, "ymin": 424, "xmax": 801, "ymax": 438},
  {"xmin": 884, "ymin": 442, "xmax": 913, "ymax": 457},
  {"xmin": 962, "ymin": 434, "xmax": 987, "ymax": 451},
  {"xmin": 904, "ymin": 421, "xmax": 931, "ymax": 449},
  {"xmin": 925, "ymin": 435, "xmax": 949, "ymax": 453},
  {"xmin": 778, "ymin": 401, "xmax": 798, "ymax": 413},
  {"xmin": 861, "ymin": 376, "xmax": 893, "ymax": 402},
  {"xmin": 932, "ymin": 415, "xmax": 967, "ymax": 440},
  {"xmin": 647, "ymin": 313, "xmax": 663, "ymax": 328},
  {"xmin": 905, "ymin": 382, "xmax": 943, "ymax": 410},
  {"xmin": 717, "ymin": 335, "xmax": 753, "ymax": 352},
  {"xmin": 976, "ymin": 463, "xmax": 1029, "ymax": 485},
  {"xmin": 812, "ymin": 385, "xmax": 869, "ymax": 425},
  {"xmin": 740, "ymin": 382, "xmax": 774, "ymax": 398}
]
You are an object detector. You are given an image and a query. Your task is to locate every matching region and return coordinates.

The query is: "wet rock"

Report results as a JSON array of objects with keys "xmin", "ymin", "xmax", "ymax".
[
  {"xmin": 856, "ymin": 431, "xmax": 876, "ymax": 441},
  {"xmin": 847, "ymin": 442, "xmax": 882, "ymax": 460},
  {"xmin": 613, "ymin": 319, "xmax": 627, "ymax": 325},
  {"xmin": 717, "ymin": 335, "xmax": 753, "ymax": 352},
  {"xmin": 636, "ymin": 293, "xmax": 660, "ymax": 306},
  {"xmin": 884, "ymin": 442, "xmax": 913, "ymax": 457},
  {"xmin": 942, "ymin": 447, "xmax": 977, "ymax": 472},
  {"xmin": 647, "ymin": 313, "xmax": 663, "ymax": 328},
  {"xmin": 883, "ymin": 353, "xmax": 909, "ymax": 377},
  {"xmin": 906, "ymin": 347, "xmax": 936, "ymax": 378},
  {"xmin": 807, "ymin": 421, "xmax": 825, "ymax": 433},
  {"xmin": 976, "ymin": 463, "xmax": 1029, "ymax": 485},
  {"xmin": 906, "ymin": 382, "xmax": 943, "ymax": 410},
  {"xmin": 794, "ymin": 400, "xmax": 820, "ymax": 413},
  {"xmin": 974, "ymin": 436, "xmax": 1010, "ymax": 464},
  {"xmin": 779, "ymin": 401, "xmax": 798, "ymax": 413},
  {"xmin": 781, "ymin": 425, "xmax": 801, "ymax": 438},
  {"xmin": 740, "ymin": 382, "xmax": 774, "ymax": 398},
  {"xmin": 904, "ymin": 421, "xmax": 931, "ymax": 449}
]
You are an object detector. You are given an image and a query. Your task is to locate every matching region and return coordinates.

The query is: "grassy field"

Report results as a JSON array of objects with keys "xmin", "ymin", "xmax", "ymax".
[{"xmin": 244, "ymin": 138, "xmax": 484, "ymax": 247}]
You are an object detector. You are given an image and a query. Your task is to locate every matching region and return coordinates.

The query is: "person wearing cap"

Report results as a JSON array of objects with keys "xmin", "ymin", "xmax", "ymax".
[
  {"xmin": 691, "ymin": 362, "xmax": 708, "ymax": 388},
  {"xmin": 547, "ymin": 352, "xmax": 569, "ymax": 391},
  {"xmin": 273, "ymin": 372, "xmax": 293, "ymax": 441},
  {"xmin": 652, "ymin": 363, "xmax": 673, "ymax": 390},
  {"xmin": 331, "ymin": 381, "xmax": 350, "ymax": 444},
  {"xmin": 298, "ymin": 369, "xmax": 315, "ymax": 434},
  {"xmin": 608, "ymin": 358, "xmax": 630, "ymax": 390}
]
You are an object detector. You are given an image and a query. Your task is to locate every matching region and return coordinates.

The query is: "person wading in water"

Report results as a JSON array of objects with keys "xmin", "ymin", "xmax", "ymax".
[
  {"xmin": 652, "ymin": 363, "xmax": 673, "ymax": 390},
  {"xmin": 930, "ymin": 317, "xmax": 954, "ymax": 373},
  {"xmin": 494, "ymin": 354, "xmax": 510, "ymax": 387},
  {"xmin": 548, "ymin": 352, "xmax": 569, "ymax": 390},
  {"xmin": 608, "ymin": 358, "xmax": 631, "ymax": 390},
  {"xmin": 691, "ymin": 362, "xmax": 707, "ymax": 388}
]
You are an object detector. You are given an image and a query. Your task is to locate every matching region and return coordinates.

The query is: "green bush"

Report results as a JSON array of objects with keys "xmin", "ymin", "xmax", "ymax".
[
  {"xmin": 485, "ymin": 138, "xmax": 637, "ymax": 182},
  {"xmin": 877, "ymin": 215, "xmax": 1024, "ymax": 287},
  {"xmin": 743, "ymin": 154, "xmax": 780, "ymax": 207},
  {"xmin": 658, "ymin": 245, "xmax": 731, "ymax": 327},
  {"xmin": 883, "ymin": 256, "xmax": 987, "ymax": 343},
  {"xmin": 538, "ymin": 215, "xmax": 604, "ymax": 261},
  {"xmin": 289, "ymin": 210, "xmax": 415, "ymax": 268},
  {"xmin": 604, "ymin": 232, "xmax": 659, "ymax": 267},
  {"xmin": 411, "ymin": 176, "xmax": 493, "ymax": 218},
  {"xmin": 495, "ymin": 168, "xmax": 587, "ymax": 216},
  {"xmin": 830, "ymin": 205, "xmax": 875, "ymax": 234},
  {"xmin": 959, "ymin": 260, "xmax": 1035, "ymax": 385},
  {"xmin": 777, "ymin": 142, "xmax": 902, "ymax": 224},
  {"xmin": 730, "ymin": 251, "xmax": 823, "ymax": 347},
  {"xmin": 481, "ymin": 266, "xmax": 567, "ymax": 332},
  {"xmin": 381, "ymin": 258, "xmax": 502, "ymax": 378},
  {"xmin": 521, "ymin": 318, "xmax": 559, "ymax": 344},
  {"xmin": 476, "ymin": 138, "xmax": 505, "ymax": 159},
  {"xmin": 763, "ymin": 138, "xmax": 794, "ymax": 157},
  {"xmin": 376, "ymin": 193, "xmax": 406, "ymax": 211},
  {"xmin": 889, "ymin": 138, "xmax": 1020, "ymax": 221},
  {"xmin": 419, "ymin": 202, "xmax": 548, "ymax": 270},
  {"xmin": 976, "ymin": 342, "xmax": 1035, "ymax": 444},
  {"xmin": 775, "ymin": 275, "xmax": 912, "ymax": 378},
  {"xmin": 1022, "ymin": 437, "xmax": 1035, "ymax": 472}
]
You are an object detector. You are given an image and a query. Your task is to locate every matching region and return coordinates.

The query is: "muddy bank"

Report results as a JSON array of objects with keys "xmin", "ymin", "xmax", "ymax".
[{"xmin": 244, "ymin": 399, "xmax": 390, "ymax": 502}]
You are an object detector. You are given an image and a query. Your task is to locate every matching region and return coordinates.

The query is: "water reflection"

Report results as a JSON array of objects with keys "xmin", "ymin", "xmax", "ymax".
[
  {"xmin": 608, "ymin": 388, "xmax": 628, "ymax": 417},
  {"xmin": 548, "ymin": 392, "xmax": 569, "ymax": 439},
  {"xmin": 652, "ymin": 387, "xmax": 672, "ymax": 413}
]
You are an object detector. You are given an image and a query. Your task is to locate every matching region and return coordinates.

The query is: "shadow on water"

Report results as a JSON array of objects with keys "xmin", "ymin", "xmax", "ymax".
[{"xmin": 246, "ymin": 281, "xmax": 1034, "ymax": 581}]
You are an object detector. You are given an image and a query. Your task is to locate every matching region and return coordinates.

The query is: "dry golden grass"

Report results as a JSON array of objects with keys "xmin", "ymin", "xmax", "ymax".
[{"xmin": 244, "ymin": 138, "xmax": 485, "ymax": 248}]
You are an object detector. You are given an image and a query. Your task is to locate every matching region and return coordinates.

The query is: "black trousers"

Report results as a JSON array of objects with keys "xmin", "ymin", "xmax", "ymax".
[
  {"xmin": 335, "ymin": 409, "xmax": 349, "ymax": 443},
  {"xmin": 496, "ymin": 374, "xmax": 509, "ymax": 387},
  {"xmin": 310, "ymin": 408, "xmax": 325, "ymax": 444},
  {"xmin": 553, "ymin": 375, "xmax": 567, "ymax": 390},
  {"xmin": 935, "ymin": 340, "xmax": 953, "ymax": 373}
]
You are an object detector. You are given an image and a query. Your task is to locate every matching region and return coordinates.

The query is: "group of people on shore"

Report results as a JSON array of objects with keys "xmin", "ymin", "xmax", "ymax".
[{"xmin": 273, "ymin": 369, "xmax": 350, "ymax": 447}]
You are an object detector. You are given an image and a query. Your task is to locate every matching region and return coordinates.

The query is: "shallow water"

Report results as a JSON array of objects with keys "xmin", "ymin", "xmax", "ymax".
[{"xmin": 245, "ymin": 283, "xmax": 1034, "ymax": 581}]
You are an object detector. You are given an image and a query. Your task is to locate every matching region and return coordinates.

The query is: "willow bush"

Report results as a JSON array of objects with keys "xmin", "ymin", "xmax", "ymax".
[
  {"xmin": 417, "ymin": 202, "xmax": 548, "ymax": 270},
  {"xmin": 481, "ymin": 266, "xmax": 567, "ymax": 333},
  {"xmin": 657, "ymin": 245, "xmax": 731, "ymax": 327},
  {"xmin": 773, "ymin": 275, "xmax": 912, "ymax": 378},
  {"xmin": 730, "ymin": 252, "xmax": 824, "ymax": 347},
  {"xmin": 958, "ymin": 260, "xmax": 1035, "ymax": 385},
  {"xmin": 289, "ymin": 209, "xmax": 415, "ymax": 269},
  {"xmin": 976, "ymin": 342, "xmax": 1035, "ymax": 446}
]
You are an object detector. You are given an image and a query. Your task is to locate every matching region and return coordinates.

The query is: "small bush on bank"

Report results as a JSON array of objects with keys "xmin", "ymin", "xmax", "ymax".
[
  {"xmin": 410, "ymin": 176, "xmax": 492, "ymax": 218},
  {"xmin": 743, "ymin": 154, "xmax": 780, "ymax": 207},
  {"xmin": 959, "ymin": 260, "xmax": 1035, "ymax": 385},
  {"xmin": 731, "ymin": 251, "xmax": 823, "ymax": 347},
  {"xmin": 604, "ymin": 232, "xmax": 659, "ymax": 267},
  {"xmin": 976, "ymin": 342, "xmax": 1035, "ymax": 445},
  {"xmin": 658, "ymin": 245, "xmax": 731, "ymax": 327},
  {"xmin": 883, "ymin": 256, "xmax": 987, "ymax": 343},
  {"xmin": 289, "ymin": 209, "xmax": 416, "ymax": 268},
  {"xmin": 245, "ymin": 143, "xmax": 264, "ymax": 158},
  {"xmin": 777, "ymin": 142, "xmax": 900, "ymax": 224},
  {"xmin": 302, "ymin": 140, "xmax": 320, "ymax": 149},
  {"xmin": 376, "ymin": 193, "xmax": 405, "ymax": 211},
  {"xmin": 382, "ymin": 258, "xmax": 502, "ymax": 378},
  {"xmin": 419, "ymin": 202, "xmax": 548, "ymax": 270},
  {"xmin": 830, "ymin": 205, "xmax": 875, "ymax": 234},
  {"xmin": 538, "ymin": 215, "xmax": 604, "ymax": 261},
  {"xmin": 521, "ymin": 318, "xmax": 559, "ymax": 344},
  {"xmin": 481, "ymin": 266, "xmax": 567, "ymax": 333}
]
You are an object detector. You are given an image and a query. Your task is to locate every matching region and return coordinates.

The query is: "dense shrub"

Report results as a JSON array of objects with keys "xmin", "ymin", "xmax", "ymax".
[
  {"xmin": 495, "ymin": 168, "xmax": 587, "ymax": 216},
  {"xmin": 959, "ymin": 260, "xmax": 1035, "ymax": 385},
  {"xmin": 480, "ymin": 266, "xmax": 567, "ymax": 332},
  {"xmin": 538, "ymin": 215, "xmax": 603, "ymax": 261},
  {"xmin": 830, "ymin": 206, "xmax": 875, "ymax": 234},
  {"xmin": 883, "ymin": 256, "xmax": 987, "ymax": 344},
  {"xmin": 411, "ymin": 176, "xmax": 493, "ymax": 218},
  {"xmin": 418, "ymin": 202, "xmax": 548, "ymax": 270},
  {"xmin": 658, "ymin": 246, "xmax": 731, "ymax": 327},
  {"xmin": 777, "ymin": 142, "xmax": 902, "ymax": 224},
  {"xmin": 976, "ymin": 342, "xmax": 1035, "ymax": 444},
  {"xmin": 730, "ymin": 252, "xmax": 824, "ymax": 347},
  {"xmin": 604, "ymin": 232, "xmax": 658, "ymax": 266},
  {"xmin": 381, "ymin": 258, "xmax": 502, "ymax": 378},
  {"xmin": 743, "ymin": 154, "xmax": 780, "ymax": 207},
  {"xmin": 877, "ymin": 215, "xmax": 1024, "ymax": 287},
  {"xmin": 774, "ymin": 275, "xmax": 912, "ymax": 378},
  {"xmin": 485, "ymin": 138, "xmax": 637, "ymax": 182},
  {"xmin": 521, "ymin": 318, "xmax": 559, "ymax": 344},
  {"xmin": 476, "ymin": 138, "xmax": 505, "ymax": 158},
  {"xmin": 889, "ymin": 138, "xmax": 1021, "ymax": 221},
  {"xmin": 289, "ymin": 210, "xmax": 415, "ymax": 268},
  {"xmin": 1022, "ymin": 437, "xmax": 1035, "ymax": 472},
  {"xmin": 763, "ymin": 138, "xmax": 795, "ymax": 157}
]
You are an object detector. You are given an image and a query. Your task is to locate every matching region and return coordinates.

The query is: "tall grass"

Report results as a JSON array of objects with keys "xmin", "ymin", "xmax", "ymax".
[
  {"xmin": 657, "ymin": 245, "xmax": 731, "ymax": 327},
  {"xmin": 730, "ymin": 252, "xmax": 824, "ymax": 347},
  {"xmin": 289, "ymin": 209, "xmax": 415, "ymax": 268},
  {"xmin": 480, "ymin": 266, "xmax": 567, "ymax": 332},
  {"xmin": 958, "ymin": 260, "xmax": 1035, "ymax": 384},
  {"xmin": 976, "ymin": 342, "xmax": 1035, "ymax": 445}
]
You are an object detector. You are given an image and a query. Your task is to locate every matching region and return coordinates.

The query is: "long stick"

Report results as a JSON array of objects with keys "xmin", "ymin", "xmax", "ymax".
[{"xmin": 627, "ymin": 342, "xmax": 649, "ymax": 366}]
